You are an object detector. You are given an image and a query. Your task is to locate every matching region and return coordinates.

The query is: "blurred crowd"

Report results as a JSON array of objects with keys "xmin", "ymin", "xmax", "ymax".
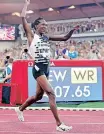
[
  {"xmin": 0, "ymin": 39, "xmax": 104, "ymax": 67},
  {"xmin": 48, "ymin": 19, "xmax": 104, "ymax": 34},
  {"xmin": 0, "ymin": 44, "xmax": 31, "ymax": 68},
  {"xmin": 52, "ymin": 39, "xmax": 104, "ymax": 60}
]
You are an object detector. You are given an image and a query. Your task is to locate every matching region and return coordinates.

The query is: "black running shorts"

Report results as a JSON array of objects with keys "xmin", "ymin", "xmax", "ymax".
[{"xmin": 32, "ymin": 62, "xmax": 50, "ymax": 79}]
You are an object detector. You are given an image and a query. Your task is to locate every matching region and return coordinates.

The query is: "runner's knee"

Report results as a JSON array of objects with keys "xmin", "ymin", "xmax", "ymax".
[{"xmin": 46, "ymin": 89, "xmax": 55, "ymax": 100}]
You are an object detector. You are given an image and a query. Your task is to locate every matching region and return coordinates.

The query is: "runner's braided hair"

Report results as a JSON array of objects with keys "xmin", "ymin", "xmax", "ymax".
[{"xmin": 31, "ymin": 17, "xmax": 44, "ymax": 30}]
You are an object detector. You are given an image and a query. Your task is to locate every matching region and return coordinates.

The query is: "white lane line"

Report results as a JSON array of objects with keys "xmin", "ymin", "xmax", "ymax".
[{"xmin": 0, "ymin": 107, "xmax": 104, "ymax": 111}]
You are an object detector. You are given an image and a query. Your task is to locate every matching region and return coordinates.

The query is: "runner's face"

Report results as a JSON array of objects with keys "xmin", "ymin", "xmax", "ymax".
[{"xmin": 36, "ymin": 19, "xmax": 48, "ymax": 34}]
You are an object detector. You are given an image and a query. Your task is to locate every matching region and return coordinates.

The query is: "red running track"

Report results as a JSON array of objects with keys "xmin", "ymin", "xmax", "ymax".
[{"xmin": 0, "ymin": 109, "xmax": 104, "ymax": 134}]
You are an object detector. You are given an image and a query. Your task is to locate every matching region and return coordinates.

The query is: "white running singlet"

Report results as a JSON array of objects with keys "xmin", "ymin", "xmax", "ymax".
[{"xmin": 29, "ymin": 33, "xmax": 50, "ymax": 64}]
